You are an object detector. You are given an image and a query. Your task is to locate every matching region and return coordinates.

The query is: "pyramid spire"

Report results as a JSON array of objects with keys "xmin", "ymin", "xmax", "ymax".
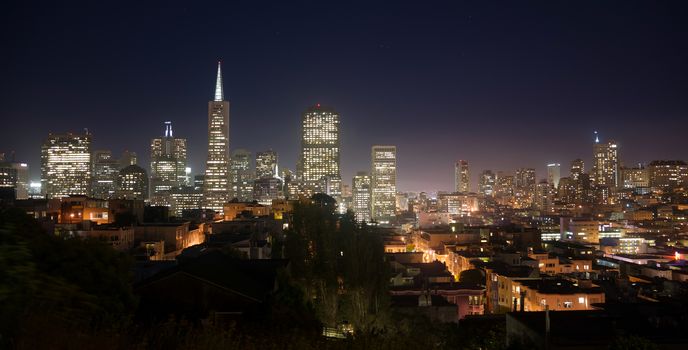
[{"xmin": 214, "ymin": 61, "xmax": 224, "ymax": 101}]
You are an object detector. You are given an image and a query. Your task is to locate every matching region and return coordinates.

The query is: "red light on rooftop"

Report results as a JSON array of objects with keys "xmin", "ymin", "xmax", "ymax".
[{"xmin": 316, "ymin": 103, "xmax": 320, "ymax": 107}]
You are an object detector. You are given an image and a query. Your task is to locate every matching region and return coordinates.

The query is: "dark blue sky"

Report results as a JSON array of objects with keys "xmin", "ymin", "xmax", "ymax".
[{"xmin": 2, "ymin": 1, "xmax": 687, "ymax": 192}]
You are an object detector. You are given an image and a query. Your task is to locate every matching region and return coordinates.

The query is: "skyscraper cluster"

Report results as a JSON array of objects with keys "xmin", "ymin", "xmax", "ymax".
[
  {"xmin": 20, "ymin": 65, "xmax": 688, "ymax": 226},
  {"xmin": 24, "ymin": 62, "xmax": 398, "ymax": 224}
]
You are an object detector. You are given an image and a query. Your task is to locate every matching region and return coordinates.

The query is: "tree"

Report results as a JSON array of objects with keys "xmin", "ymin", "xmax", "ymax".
[
  {"xmin": 0, "ymin": 208, "xmax": 135, "ymax": 348},
  {"xmin": 459, "ymin": 269, "xmax": 485, "ymax": 286}
]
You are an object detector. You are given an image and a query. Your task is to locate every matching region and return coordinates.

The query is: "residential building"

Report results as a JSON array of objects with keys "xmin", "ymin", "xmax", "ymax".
[{"xmin": 454, "ymin": 160, "xmax": 470, "ymax": 192}]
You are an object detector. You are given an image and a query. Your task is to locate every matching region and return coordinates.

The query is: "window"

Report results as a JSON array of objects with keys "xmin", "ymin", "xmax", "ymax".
[
  {"xmin": 578, "ymin": 297, "xmax": 585, "ymax": 304},
  {"xmin": 563, "ymin": 301, "xmax": 573, "ymax": 308}
]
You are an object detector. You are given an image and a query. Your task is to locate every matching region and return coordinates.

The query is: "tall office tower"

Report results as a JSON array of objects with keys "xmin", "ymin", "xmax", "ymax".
[
  {"xmin": 0, "ymin": 168, "xmax": 17, "ymax": 195},
  {"xmin": 120, "ymin": 150, "xmax": 137, "ymax": 168},
  {"xmin": 299, "ymin": 104, "xmax": 341, "ymax": 197},
  {"xmin": 648, "ymin": 160, "xmax": 688, "ymax": 191},
  {"xmin": 557, "ymin": 177, "xmax": 576, "ymax": 204},
  {"xmin": 229, "ymin": 149, "xmax": 254, "ymax": 201},
  {"xmin": 0, "ymin": 152, "xmax": 30, "ymax": 200},
  {"xmin": 255, "ymin": 150, "xmax": 278, "ymax": 179},
  {"xmin": 621, "ymin": 165, "xmax": 649, "ymax": 189},
  {"xmin": 570, "ymin": 159, "xmax": 585, "ymax": 181},
  {"xmin": 592, "ymin": 132, "xmax": 619, "ymax": 188},
  {"xmin": 547, "ymin": 163, "xmax": 561, "ymax": 189},
  {"xmin": 371, "ymin": 145, "xmax": 397, "ymax": 223},
  {"xmin": 10, "ymin": 162, "xmax": 28, "ymax": 200},
  {"xmin": 515, "ymin": 168, "xmax": 536, "ymax": 207},
  {"xmin": 495, "ymin": 172, "xmax": 514, "ymax": 197},
  {"xmin": 92, "ymin": 150, "xmax": 119, "ymax": 199},
  {"xmin": 352, "ymin": 171, "xmax": 372, "ymax": 222},
  {"xmin": 535, "ymin": 179, "xmax": 552, "ymax": 212},
  {"xmin": 41, "ymin": 132, "xmax": 92, "ymax": 199},
  {"xmin": 478, "ymin": 170, "xmax": 496, "ymax": 197},
  {"xmin": 454, "ymin": 160, "xmax": 470, "ymax": 192},
  {"xmin": 150, "ymin": 121, "xmax": 187, "ymax": 204},
  {"xmin": 203, "ymin": 62, "xmax": 231, "ymax": 212},
  {"xmin": 116, "ymin": 164, "xmax": 148, "ymax": 200}
]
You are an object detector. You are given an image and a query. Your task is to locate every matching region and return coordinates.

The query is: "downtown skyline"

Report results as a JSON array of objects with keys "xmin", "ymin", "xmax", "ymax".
[{"xmin": 3, "ymin": 1, "xmax": 688, "ymax": 192}]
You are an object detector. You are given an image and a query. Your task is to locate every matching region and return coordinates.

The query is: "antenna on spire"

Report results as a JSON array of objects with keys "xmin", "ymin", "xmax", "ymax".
[
  {"xmin": 594, "ymin": 131, "xmax": 599, "ymax": 143},
  {"xmin": 214, "ymin": 61, "xmax": 224, "ymax": 101}
]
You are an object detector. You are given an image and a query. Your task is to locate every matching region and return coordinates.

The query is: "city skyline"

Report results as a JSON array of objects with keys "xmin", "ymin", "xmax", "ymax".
[
  {"xmin": 3, "ymin": 2, "xmax": 688, "ymax": 192},
  {"xmin": 4, "ymin": 2, "xmax": 688, "ymax": 347}
]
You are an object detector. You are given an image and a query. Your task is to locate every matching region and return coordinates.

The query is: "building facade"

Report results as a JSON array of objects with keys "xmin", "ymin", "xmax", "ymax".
[
  {"xmin": 479, "ymin": 170, "xmax": 496, "ymax": 197},
  {"xmin": 255, "ymin": 150, "xmax": 278, "ymax": 180},
  {"xmin": 371, "ymin": 145, "xmax": 397, "ymax": 223},
  {"xmin": 230, "ymin": 149, "xmax": 254, "ymax": 201},
  {"xmin": 352, "ymin": 171, "xmax": 372, "ymax": 222},
  {"xmin": 41, "ymin": 132, "xmax": 92, "ymax": 199},
  {"xmin": 648, "ymin": 160, "xmax": 688, "ymax": 191},
  {"xmin": 547, "ymin": 163, "xmax": 561, "ymax": 189},
  {"xmin": 91, "ymin": 150, "xmax": 119, "ymax": 200},
  {"xmin": 150, "ymin": 121, "xmax": 187, "ymax": 205},
  {"xmin": 592, "ymin": 134, "xmax": 619, "ymax": 188},
  {"xmin": 454, "ymin": 160, "xmax": 470, "ymax": 193},
  {"xmin": 116, "ymin": 164, "xmax": 148, "ymax": 200},
  {"xmin": 299, "ymin": 105, "xmax": 341, "ymax": 197}
]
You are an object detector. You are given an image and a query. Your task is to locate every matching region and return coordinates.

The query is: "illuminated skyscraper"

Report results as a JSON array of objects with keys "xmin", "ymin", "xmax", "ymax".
[
  {"xmin": 299, "ymin": 104, "xmax": 341, "ymax": 197},
  {"xmin": 515, "ymin": 167, "xmax": 536, "ymax": 207},
  {"xmin": 203, "ymin": 62, "xmax": 230, "ymax": 212},
  {"xmin": 478, "ymin": 170, "xmax": 496, "ymax": 197},
  {"xmin": 592, "ymin": 132, "xmax": 619, "ymax": 188},
  {"xmin": 495, "ymin": 172, "xmax": 514, "ymax": 197},
  {"xmin": 92, "ymin": 150, "xmax": 119, "ymax": 199},
  {"xmin": 229, "ymin": 149, "xmax": 253, "ymax": 201},
  {"xmin": 535, "ymin": 179, "xmax": 552, "ymax": 212},
  {"xmin": 255, "ymin": 150, "xmax": 278, "ymax": 179},
  {"xmin": 570, "ymin": 159, "xmax": 585, "ymax": 181},
  {"xmin": 547, "ymin": 163, "xmax": 561, "ymax": 189},
  {"xmin": 41, "ymin": 132, "xmax": 92, "ymax": 199},
  {"xmin": 454, "ymin": 160, "xmax": 470, "ymax": 192},
  {"xmin": 371, "ymin": 145, "xmax": 396, "ymax": 223},
  {"xmin": 150, "ymin": 121, "xmax": 187, "ymax": 204},
  {"xmin": 352, "ymin": 171, "xmax": 372, "ymax": 222}
]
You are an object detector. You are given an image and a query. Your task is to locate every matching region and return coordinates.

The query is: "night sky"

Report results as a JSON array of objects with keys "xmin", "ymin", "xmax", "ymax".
[{"xmin": 2, "ymin": 1, "xmax": 688, "ymax": 192}]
